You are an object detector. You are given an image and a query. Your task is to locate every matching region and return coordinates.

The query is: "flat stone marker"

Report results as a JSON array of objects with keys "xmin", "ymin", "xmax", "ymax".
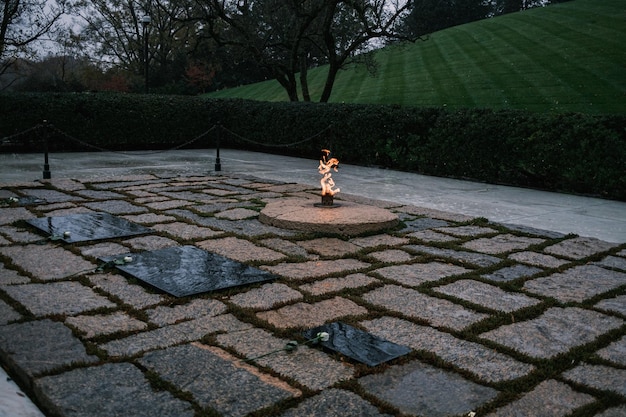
[
  {"xmin": 27, "ymin": 212, "xmax": 153, "ymax": 243},
  {"xmin": 303, "ymin": 322, "xmax": 411, "ymax": 366},
  {"xmin": 100, "ymin": 245, "xmax": 278, "ymax": 297}
]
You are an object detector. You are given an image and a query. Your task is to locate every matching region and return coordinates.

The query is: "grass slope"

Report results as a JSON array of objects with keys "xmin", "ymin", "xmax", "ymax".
[{"xmin": 206, "ymin": 0, "xmax": 626, "ymax": 114}]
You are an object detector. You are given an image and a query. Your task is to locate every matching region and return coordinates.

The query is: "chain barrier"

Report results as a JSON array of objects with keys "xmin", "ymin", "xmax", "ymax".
[
  {"xmin": 221, "ymin": 124, "xmax": 332, "ymax": 148},
  {"xmin": 1, "ymin": 121, "xmax": 332, "ymax": 178},
  {"xmin": 0, "ymin": 124, "xmax": 46, "ymax": 145}
]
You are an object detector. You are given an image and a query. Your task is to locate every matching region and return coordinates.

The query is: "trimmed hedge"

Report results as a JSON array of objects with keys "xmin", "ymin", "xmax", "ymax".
[{"xmin": 1, "ymin": 92, "xmax": 625, "ymax": 200}]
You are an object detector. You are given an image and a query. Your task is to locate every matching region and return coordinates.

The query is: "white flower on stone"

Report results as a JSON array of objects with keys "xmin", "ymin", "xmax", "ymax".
[
  {"xmin": 317, "ymin": 332, "xmax": 330, "ymax": 342},
  {"xmin": 123, "ymin": 256, "xmax": 133, "ymax": 263},
  {"xmin": 63, "ymin": 231, "xmax": 71, "ymax": 237},
  {"xmin": 9, "ymin": 197, "xmax": 18, "ymax": 203},
  {"xmin": 467, "ymin": 412, "xmax": 476, "ymax": 417}
]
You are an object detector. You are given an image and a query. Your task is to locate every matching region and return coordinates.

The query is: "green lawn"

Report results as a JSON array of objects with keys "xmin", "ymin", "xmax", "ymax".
[{"xmin": 206, "ymin": 0, "xmax": 626, "ymax": 114}]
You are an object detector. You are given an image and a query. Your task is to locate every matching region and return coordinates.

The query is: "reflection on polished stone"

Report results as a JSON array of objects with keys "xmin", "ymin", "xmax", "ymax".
[
  {"xmin": 27, "ymin": 212, "xmax": 153, "ymax": 243},
  {"xmin": 100, "ymin": 245, "xmax": 278, "ymax": 297},
  {"xmin": 303, "ymin": 322, "xmax": 411, "ymax": 366}
]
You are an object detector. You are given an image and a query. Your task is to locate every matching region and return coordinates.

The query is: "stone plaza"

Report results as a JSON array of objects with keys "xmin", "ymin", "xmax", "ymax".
[{"xmin": 0, "ymin": 168, "xmax": 625, "ymax": 417}]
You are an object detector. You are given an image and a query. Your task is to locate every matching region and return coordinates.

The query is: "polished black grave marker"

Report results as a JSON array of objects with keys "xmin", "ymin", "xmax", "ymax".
[
  {"xmin": 27, "ymin": 212, "xmax": 153, "ymax": 243},
  {"xmin": 303, "ymin": 322, "xmax": 411, "ymax": 366},
  {"xmin": 100, "ymin": 245, "xmax": 278, "ymax": 297}
]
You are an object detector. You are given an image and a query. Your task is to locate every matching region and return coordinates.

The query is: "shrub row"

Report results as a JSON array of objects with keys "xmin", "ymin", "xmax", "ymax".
[{"xmin": 1, "ymin": 92, "xmax": 624, "ymax": 200}]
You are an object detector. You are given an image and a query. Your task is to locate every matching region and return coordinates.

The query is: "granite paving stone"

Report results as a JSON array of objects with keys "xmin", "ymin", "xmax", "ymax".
[
  {"xmin": 594, "ymin": 255, "xmax": 626, "ymax": 271},
  {"xmin": 21, "ymin": 189, "xmax": 83, "ymax": 203},
  {"xmin": 0, "ymin": 244, "xmax": 95, "ymax": 281},
  {"xmin": 34, "ymin": 363, "xmax": 194, "ymax": 417},
  {"xmin": 257, "ymin": 296, "xmax": 368, "ymax": 329},
  {"xmin": 122, "ymin": 213, "xmax": 177, "ymax": 224},
  {"xmin": 595, "ymin": 295, "xmax": 626, "ymax": 316},
  {"xmin": 101, "ymin": 313, "xmax": 252, "ymax": 357},
  {"xmin": 0, "ymin": 299, "xmax": 21, "ymax": 324},
  {"xmin": 368, "ymin": 249, "xmax": 414, "ymax": 263},
  {"xmin": 481, "ymin": 264, "xmax": 543, "ymax": 282},
  {"xmin": 361, "ymin": 316, "xmax": 535, "ymax": 382},
  {"xmin": 523, "ymin": 265, "xmax": 626, "ymax": 303},
  {"xmin": 596, "ymin": 406, "xmax": 626, "ymax": 417},
  {"xmin": 480, "ymin": 307, "xmax": 624, "ymax": 359},
  {"xmin": 544, "ymin": 237, "xmax": 619, "ymax": 260},
  {"xmin": 215, "ymin": 207, "xmax": 260, "ymax": 220},
  {"xmin": 0, "ymin": 264, "xmax": 29, "ymax": 284},
  {"xmin": 228, "ymin": 283, "xmax": 302, "ymax": 310},
  {"xmin": 397, "ymin": 205, "xmax": 474, "ymax": 222},
  {"xmin": 74, "ymin": 189, "xmax": 125, "ymax": 199},
  {"xmin": 297, "ymin": 237, "xmax": 361, "ymax": 257},
  {"xmin": 123, "ymin": 235, "xmax": 179, "ymax": 251},
  {"xmin": 279, "ymin": 388, "xmax": 391, "ymax": 417},
  {"xmin": 139, "ymin": 343, "xmax": 297, "ymax": 417},
  {"xmin": 78, "ymin": 242, "xmax": 129, "ymax": 258},
  {"xmin": 435, "ymin": 225, "xmax": 497, "ymax": 237},
  {"xmin": 89, "ymin": 273, "xmax": 166, "ymax": 309},
  {"xmin": 197, "ymin": 236, "xmax": 286, "ymax": 262},
  {"xmin": 349, "ymin": 234, "xmax": 410, "ymax": 248},
  {"xmin": 151, "ymin": 221, "xmax": 222, "ymax": 240},
  {"xmin": 258, "ymin": 237, "xmax": 313, "ymax": 258},
  {"xmin": 597, "ymin": 335, "xmax": 626, "ymax": 365},
  {"xmin": 83, "ymin": 200, "xmax": 147, "ymax": 214},
  {"xmin": 144, "ymin": 298, "xmax": 227, "ymax": 326},
  {"xmin": 0, "ymin": 234, "xmax": 10, "ymax": 245},
  {"xmin": 0, "ymin": 320, "xmax": 99, "ymax": 379},
  {"xmin": 497, "ymin": 223, "xmax": 567, "ymax": 239},
  {"xmin": 400, "ymin": 217, "xmax": 450, "ymax": 232},
  {"xmin": 144, "ymin": 199, "xmax": 195, "ymax": 210},
  {"xmin": 169, "ymin": 209, "xmax": 295, "ymax": 237},
  {"xmin": 434, "ymin": 279, "xmax": 541, "ymax": 312},
  {"xmin": 65, "ymin": 312, "xmax": 148, "ymax": 339},
  {"xmin": 43, "ymin": 179, "xmax": 85, "ymax": 191},
  {"xmin": 407, "ymin": 229, "xmax": 458, "ymax": 242},
  {"xmin": 462, "ymin": 234, "xmax": 545, "ymax": 254},
  {"xmin": 359, "ymin": 360, "xmax": 498, "ymax": 417},
  {"xmin": 372, "ymin": 262, "xmax": 471, "ymax": 287},
  {"xmin": 263, "ymin": 259, "xmax": 370, "ymax": 280},
  {"xmin": 363, "ymin": 285, "xmax": 489, "ymax": 331},
  {"xmin": 40, "ymin": 206, "xmax": 94, "ymax": 217},
  {"xmin": 216, "ymin": 328, "xmax": 354, "ymax": 390},
  {"xmin": 562, "ymin": 363, "xmax": 626, "ymax": 397},
  {"xmin": 0, "ymin": 225, "xmax": 42, "ymax": 243},
  {"xmin": 299, "ymin": 273, "xmax": 380, "ymax": 295},
  {"xmin": 0, "ymin": 207, "xmax": 33, "ymax": 224},
  {"xmin": 2, "ymin": 282, "xmax": 116, "ymax": 316},
  {"xmin": 508, "ymin": 250, "xmax": 570, "ymax": 268},
  {"xmin": 404, "ymin": 244, "xmax": 503, "ymax": 267},
  {"xmin": 484, "ymin": 379, "xmax": 595, "ymax": 417}
]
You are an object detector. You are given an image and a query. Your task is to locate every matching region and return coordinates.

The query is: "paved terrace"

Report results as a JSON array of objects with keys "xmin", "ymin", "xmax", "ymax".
[{"xmin": 0, "ymin": 171, "xmax": 625, "ymax": 417}]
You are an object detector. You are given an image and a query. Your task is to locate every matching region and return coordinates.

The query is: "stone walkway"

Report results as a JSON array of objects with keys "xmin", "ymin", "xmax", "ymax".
[{"xmin": 0, "ymin": 173, "xmax": 625, "ymax": 417}]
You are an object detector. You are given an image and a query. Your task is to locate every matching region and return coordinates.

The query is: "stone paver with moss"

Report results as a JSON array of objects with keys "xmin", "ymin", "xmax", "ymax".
[{"xmin": 0, "ymin": 174, "xmax": 625, "ymax": 417}]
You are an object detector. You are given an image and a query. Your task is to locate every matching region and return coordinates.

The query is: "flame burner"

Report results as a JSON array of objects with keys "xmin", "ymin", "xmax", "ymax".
[{"xmin": 317, "ymin": 149, "xmax": 340, "ymax": 207}]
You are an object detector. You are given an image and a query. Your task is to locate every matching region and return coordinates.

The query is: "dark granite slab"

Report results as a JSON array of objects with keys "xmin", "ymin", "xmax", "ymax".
[
  {"xmin": 26, "ymin": 212, "xmax": 153, "ymax": 243},
  {"xmin": 100, "ymin": 245, "xmax": 278, "ymax": 297},
  {"xmin": 303, "ymin": 322, "xmax": 411, "ymax": 366}
]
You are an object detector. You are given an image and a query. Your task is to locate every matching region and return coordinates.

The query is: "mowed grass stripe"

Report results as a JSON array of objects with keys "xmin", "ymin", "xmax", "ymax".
[
  {"xmin": 487, "ymin": 18, "xmax": 621, "ymax": 112},
  {"xmin": 205, "ymin": 0, "xmax": 626, "ymax": 114}
]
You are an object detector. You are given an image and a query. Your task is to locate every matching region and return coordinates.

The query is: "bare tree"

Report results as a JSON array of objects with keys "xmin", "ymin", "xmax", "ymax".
[
  {"xmin": 0, "ymin": 0, "xmax": 69, "ymax": 79},
  {"xmin": 74, "ymin": 0, "xmax": 201, "ymax": 88},
  {"xmin": 187, "ymin": 0, "xmax": 415, "ymax": 102}
]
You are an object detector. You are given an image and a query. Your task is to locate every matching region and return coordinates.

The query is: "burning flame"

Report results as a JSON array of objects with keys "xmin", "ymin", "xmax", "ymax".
[{"xmin": 318, "ymin": 149, "xmax": 340, "ymax": 197}]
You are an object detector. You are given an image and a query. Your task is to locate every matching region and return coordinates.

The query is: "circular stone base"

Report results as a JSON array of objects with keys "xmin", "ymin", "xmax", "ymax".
[{"xmin": 259, "ymin": 198, "xmax": 399, "ymax": 235}]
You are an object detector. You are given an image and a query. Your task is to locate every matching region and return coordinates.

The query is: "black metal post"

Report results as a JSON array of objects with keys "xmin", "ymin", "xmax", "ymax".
[
  {"xmin": 142, "ymin": 15, "xmax": 151, "ymax": 94},
  {"xmin": 215, "ymin": 123, "xmax": 222, "ymax": 171},
  {"xmin": 41, "ymin": 121, "xmax": 51, "ymax": 179}
]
